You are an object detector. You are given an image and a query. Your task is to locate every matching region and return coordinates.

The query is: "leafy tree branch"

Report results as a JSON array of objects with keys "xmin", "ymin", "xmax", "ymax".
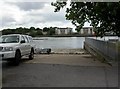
[{"xmin": 51, "ymin": 1, "xmax": 120, "ymax": 37}]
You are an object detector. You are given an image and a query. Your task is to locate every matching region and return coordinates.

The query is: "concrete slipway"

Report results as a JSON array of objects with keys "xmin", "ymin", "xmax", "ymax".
[{"xmin": 2, "ymin": 53, "xmax": 118, "ymax": 87}]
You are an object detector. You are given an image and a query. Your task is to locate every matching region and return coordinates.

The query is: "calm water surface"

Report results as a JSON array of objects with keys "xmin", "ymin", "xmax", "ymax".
[
  {"xmin": 33, "ymin": 37, "xmax": 85, "ymax": 49},
  {"xmin": 33, "ymin": 36, "xmax": 118, "ymax": 49}
]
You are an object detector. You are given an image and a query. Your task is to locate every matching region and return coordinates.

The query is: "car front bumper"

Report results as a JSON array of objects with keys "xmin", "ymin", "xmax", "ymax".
[{"xmin": 0, "ymin": 51, "xmax": 15, "ymax": 60}]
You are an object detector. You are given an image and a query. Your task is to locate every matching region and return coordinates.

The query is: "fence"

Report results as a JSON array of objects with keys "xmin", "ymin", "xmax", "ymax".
[{"xmin": 84, "ymin": 37, "xmax": 120, "ymax": 61}]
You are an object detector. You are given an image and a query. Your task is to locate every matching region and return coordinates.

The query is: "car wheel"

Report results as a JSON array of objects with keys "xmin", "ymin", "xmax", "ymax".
[
  {"xmin": 13, "ymin": 50, "xmax": 21, "ymax": 66},
  {"xmin": 29, "ymin": 49, "xmax": 34, "ymax": 60},
  {"xmin": 47, "ymin": 51, "xmax": 50, "ymax": 54}
]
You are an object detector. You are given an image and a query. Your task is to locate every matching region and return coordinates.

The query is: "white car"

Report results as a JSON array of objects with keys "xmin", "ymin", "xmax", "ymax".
[{"xmin": 0, "ymin": 34, "xmax": 34, "ymax": 65}]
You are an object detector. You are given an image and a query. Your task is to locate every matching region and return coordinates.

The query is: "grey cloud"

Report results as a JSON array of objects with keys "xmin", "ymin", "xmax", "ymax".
[
  {"xmin": 44, "ymin": 13, "xmax": 67, "ymax": 22},
  {"xmin": 1, "ymin": 1, "xmax": 70, "ymax": 29},
  {"xmin": 31, "ymin": 15, "xmax": 67, "ymax": 24},
  {"xmin": 9, "ymin": 2, "xmax": 47, "ymax": 11},
  {"xmin": 2, "ymin": 17, "xmax": 15, "ymax": 26},
  {"xmin": 29, "ymin": 12, "xmax": 67, "ymax": 23}
]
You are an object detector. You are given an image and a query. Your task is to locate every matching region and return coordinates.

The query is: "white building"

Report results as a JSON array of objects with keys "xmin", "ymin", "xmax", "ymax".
[
  {"xmin": 79, "ymin": 27, "xmax": 94, "ymax": 35},
  {"xmin": 55, "ymin": 27, "xmax": 73, "ymax": 35}
]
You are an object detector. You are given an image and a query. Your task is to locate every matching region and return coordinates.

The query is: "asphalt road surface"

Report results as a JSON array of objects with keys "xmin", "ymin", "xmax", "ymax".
[{"xmin": 2, "ymin": 54, "xmax": 118, "ymax": 87}]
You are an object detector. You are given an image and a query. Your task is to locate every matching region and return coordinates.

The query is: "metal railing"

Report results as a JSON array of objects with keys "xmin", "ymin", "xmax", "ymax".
[{"xmin": 85, "ymin": 37, "xmax": 120, "ymax": 61}]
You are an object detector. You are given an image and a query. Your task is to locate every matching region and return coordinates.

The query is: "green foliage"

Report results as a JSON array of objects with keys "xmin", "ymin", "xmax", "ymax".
[
  {"xmin": 51, "ymin": 1, "xmax": 120, "ymax": 37},
  {"xmin": 51, "ymin": 0, "xmax": 67, "ymax": 12},
  {"xmin": 2, "ymin": 27, "xmax": 56, "ymax": 37},
  {"xmin": 2, "ymin": 28, "xmax": 15, "ymax": 35},
  {"xmin": 30, "ymin": 27, "xmax": 35, "ymax": 31},
  {"xmin": 47, "ymin": 27, "xmax": 56, "ymax": 35},
  {"xmin": 2, "ymin": 27, "xmax": 43, "ymax": 37},
  {"xmin": 29, "ymin": 31, "xmax": 37, "ymax": 37},
  {"xmin": 36, "ymin": 28, "xmax": 42, "ymax": 31},
  {"xmin": 36, "ymin": 30, "xmax": 43, "ymax": 36},
  {"xmin": 43, "ymin": 27, "xmax": 56, "ymax": 35},
  {"xmin": 43, "ymin": 27, "xmax": 50, "ymax": 32}
]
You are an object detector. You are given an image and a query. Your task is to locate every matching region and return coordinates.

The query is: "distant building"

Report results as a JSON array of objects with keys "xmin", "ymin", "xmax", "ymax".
[
  {"xmin": 79, "ymin": 27, "xmax": 94, "ymax": 35},
  {"xmin": 0, "ymin": 31, "xmax": 2, "ymax": 36},
  {"xmin": 55, "ymin": 27, "xmax": 73, "ymax": 35}
]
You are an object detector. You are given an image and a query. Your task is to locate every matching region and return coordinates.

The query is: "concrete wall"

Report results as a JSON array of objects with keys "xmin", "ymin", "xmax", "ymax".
[{"xmin": 84, "ymin": 38, "xmax": 120, "ymax": 62}]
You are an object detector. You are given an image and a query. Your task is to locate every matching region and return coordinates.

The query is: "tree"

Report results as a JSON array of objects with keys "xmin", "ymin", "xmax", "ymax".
[
  {"xmin": 47, "ymin": 27, "xmax": 55, "ymax": 35},
  {"xmin": 2, "ymin": 27, "xmax": 43, "ymax": 36},
  {"xmin": 2, "ymin": 28, "xmax": 15, "ymax": 35},
  {"xmin": 30, "ymin": 27, "xmax": 36, "ymax": 31},
  {"xmin": 43, "ymin": 27, "xmax": 50, "ymax": 32},
  {"xmin": 51, "ymin": 1, "xmax": 120, "ymax": 37},
  {"xmin": 36, "ymin": 28, "xmax": 42, "ymax": 31},
  {"xmin": 35, "ymin": 28, "xmax": 43, "ymax": 36},
  {"xmin": 16, "ymin": 27, "xmax": 23, "ymax": 34},
  {"xmin": 29, "ymin": 31, "xmax": 36, "ymax": 37},
  {"xmin": 36, "ymin": 30, "xmax": 43, "ymax": 36}
]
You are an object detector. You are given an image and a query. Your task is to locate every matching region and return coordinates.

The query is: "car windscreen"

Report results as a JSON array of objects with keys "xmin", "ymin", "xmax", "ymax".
[{"xmin": 0, "ymin": 35, "xmax": 19, "ymax": 43}]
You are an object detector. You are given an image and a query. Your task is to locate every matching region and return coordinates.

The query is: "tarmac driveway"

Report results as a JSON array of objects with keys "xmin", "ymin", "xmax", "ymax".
[{"xmin": 2, "ymin": 54, "xmax": 118, "ymax": 87}]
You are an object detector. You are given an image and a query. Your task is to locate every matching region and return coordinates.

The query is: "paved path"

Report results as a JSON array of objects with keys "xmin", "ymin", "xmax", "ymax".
[
  {"xmin": 25, "ymin": 54, "xmax": 108, "ymax": 66},
  {"xmin": 2, "ymin": 54, "xmax": 118, "ymax": 87}
]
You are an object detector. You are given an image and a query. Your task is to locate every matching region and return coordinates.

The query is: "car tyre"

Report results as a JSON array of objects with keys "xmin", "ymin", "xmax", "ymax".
[
  {"xmin": 29, "ymin": 49, "xmax": 34, "ymax": 60},
  {"xmin": 13, "ymin": 50, "xmax": 21, "ymax": 66},
  {"xmin": 47, "ymin": 51, "xmax": 50, "ymax": 54}
]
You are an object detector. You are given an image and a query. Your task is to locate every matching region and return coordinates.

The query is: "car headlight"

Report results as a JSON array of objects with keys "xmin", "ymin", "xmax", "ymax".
[{"xmin": 3, "ymin": 47, "xmax": 13, "ymax": 51}]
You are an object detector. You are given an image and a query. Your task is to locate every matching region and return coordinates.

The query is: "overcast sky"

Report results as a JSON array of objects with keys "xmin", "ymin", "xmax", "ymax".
[{"xmin": 0, "ymin": 0, "xmax": 90, "ymax": 31}]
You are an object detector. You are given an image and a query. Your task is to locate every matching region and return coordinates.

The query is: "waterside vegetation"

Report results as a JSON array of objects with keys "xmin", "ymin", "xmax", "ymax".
[{"xmin": 2, "ymin": 27, "xmax": 56, "ymax": 37}]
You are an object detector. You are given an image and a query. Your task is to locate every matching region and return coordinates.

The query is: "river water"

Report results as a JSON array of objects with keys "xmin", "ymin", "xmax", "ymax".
[
  {"xmin": 33, "ymin": 36, "xmax": 118, "ymax": 49},
  {"xmin": 33, "ymin": 37, "xmax": 85, "ymax": 49}
]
